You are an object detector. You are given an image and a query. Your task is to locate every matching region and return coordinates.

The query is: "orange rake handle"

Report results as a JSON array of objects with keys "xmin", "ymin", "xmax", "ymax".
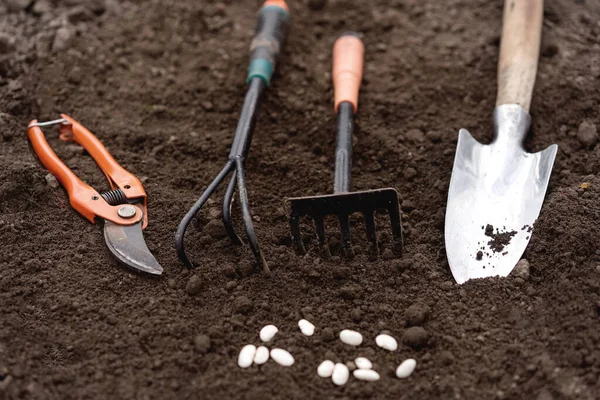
[
  {"xmin": 27, "ymin": 116, "xmax": 145, "ymax": 227},
  {"xmin": 333, "ymin": 33, "xmax": 364, "ymax": 113}
]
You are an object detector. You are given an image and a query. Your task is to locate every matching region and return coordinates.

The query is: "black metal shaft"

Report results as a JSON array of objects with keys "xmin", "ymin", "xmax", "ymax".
[
  {"xmin": 333, "ymin": 101, "xmax": 354, "ymax": 193},
  {"xmin": 228, "ymin": 77, "xmax": 266, "ymax": 160}
]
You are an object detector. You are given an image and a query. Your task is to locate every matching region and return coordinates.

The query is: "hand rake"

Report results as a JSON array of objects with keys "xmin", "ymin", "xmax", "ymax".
[{"xmin": 286, "ymin": 34, "xmax": 403, "ymax": 259}]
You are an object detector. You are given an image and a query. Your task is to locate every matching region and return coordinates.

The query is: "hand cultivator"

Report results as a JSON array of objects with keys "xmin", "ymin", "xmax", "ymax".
[
  {"xmin": 175, "ymin": 0, "xmax": 289, "ymax": 274},
  {"xmin": 27, "ymin": 116, "xmax": 163, "ymax": 276},
  {"xmin": 286, "ymin": 34, "xmax": 403, "ymax": 259}
]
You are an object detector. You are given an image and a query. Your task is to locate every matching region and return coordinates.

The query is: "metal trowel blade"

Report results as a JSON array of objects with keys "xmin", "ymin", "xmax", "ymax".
[{"xmin": 445, "ymin": 105, "xmax": 557, "ymax": 284}]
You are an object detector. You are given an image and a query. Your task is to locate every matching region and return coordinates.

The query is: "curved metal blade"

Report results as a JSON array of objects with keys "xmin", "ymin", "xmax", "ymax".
[
  {"xmin": 445, "ymin": 105, "xmax": 557, "ymax": 284},
  {"xmin": 103, "ymin": 219, "xmax": 163, "ymax": 276}
]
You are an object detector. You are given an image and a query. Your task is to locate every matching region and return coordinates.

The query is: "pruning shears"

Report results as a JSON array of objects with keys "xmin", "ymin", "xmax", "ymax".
[{"xmin": 27, "ymin": 115, "xmax": 163, "ymax": 275}]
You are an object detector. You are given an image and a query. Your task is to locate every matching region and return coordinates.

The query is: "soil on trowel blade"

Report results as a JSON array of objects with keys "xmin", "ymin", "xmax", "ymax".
[
  {"xmin": 483, "ymin": 224, "xmax": 517, "ymax": 254},
  {"xmin": 1, "ymin": 1, "xmax": 599, "ymax": 399}
]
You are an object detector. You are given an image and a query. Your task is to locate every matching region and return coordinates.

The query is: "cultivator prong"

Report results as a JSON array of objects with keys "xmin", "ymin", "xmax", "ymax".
[
  {"xmin": 223, "ymin": 171, "xmax": 243, "ymax": 245},
  {"xmin": 175, "ymin": 161, "xmax": 234, "ymax": 268}
]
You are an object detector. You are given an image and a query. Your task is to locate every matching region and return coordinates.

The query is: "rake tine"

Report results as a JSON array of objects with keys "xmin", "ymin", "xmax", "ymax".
[
  {"xmin": 313, "ymin": 216, "xmax": 331, "ymax": 258},
  {"xmin": 235, "ymin": 158, "xmax": 270, "ymax": 276},
  {"xmin": 388, "ymin": 203, "xmax": 404, "ymax": 256},
  {"xmin": 338, "ymin": 214, "xmax": 354, "ymax": 259},
  {"xmin": 223, "ymin": 171, "xmax": 243, "ymax": 245},
  {"xmin": 363, "ymin": 210, "xmax": 378, "ymax": 259},
  {"xmin": 290, "ymin": 214, "xmax": 306, "ymax": 255}
]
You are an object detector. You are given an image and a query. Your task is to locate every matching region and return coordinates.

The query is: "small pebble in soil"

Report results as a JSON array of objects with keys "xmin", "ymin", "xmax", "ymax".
[
  {"xmin": 375, "ymin": 334, "xmax": 398, "ymax": 351},
  {"xmin": 355, "ymin": 357, "xmax": 372, "ymax": 370},
  {"xmin": 238, "ymin": 344, "xmax": 256, "ymax": 368},
  {"xmin": 233, "ymin": 296, "xmax": 253, "ymax": 314},
  {"xmin": 405, "ymin": 303, "xmax": 430, "ymax": 326},
  {"xmin": 402, "ymin": 327, "xmax": 429, "ymax": 349},
  {"xmin": 237, "ymin": 259, "xmax": 254, "ymax": 277},
  {"xmin": 353, "ymin": 369, "xmax": 380, "ymax": 382},
  {"xmin": 44, "ymin": 173, "xmax": 59, "ymax": 189},
  {"xmin": 403, "ymin": 167, "xmax": 417, "ymax": 181},
  {"xmin": 259, "ymin": 325, "xmax": 278, "ymax": 342},
  {"xmin": 253, "ymin": 346, "xmax": 269, "ymax": 365},
  {"xmin": 577, "ymin": 120, "xmax": 598, "ymax": 147},
  {"xmin": 332, "ymin": 363, "xmax": 350, "ymax": 386},
  {"xmin": 339, "ymin": 329, "xmax": 363, "ymax": 346},
  {"xmin": 298, "ymin": 319, "xmax": 315, "ymax": 336},
  {"xmin": 270, "ymin": 348, "xmax": 294, "ymax": 366},
  {"xmin": 0, "ymin": 33, "xmax": 16, "ymax": 54},
  {"xmin": 345, "ymin": 361, "xmax": 357, "ymax": 371},
  {"xmin": 512, "ymin": 259, "xmax": 530, "ymax": 280},
  {"xmin": 406, "ymin": 128, "xmax": 425, "ymax": 142},
  {"xmin": 317, "ymin": 360, "xmax": 335, "ymax": 378},
  {"xmin": 194, "ymin": 334, "xmax": 211, "ymax": 354},
  {"xmin": 203, "ymin": 219, "xmax": 228, "ymax": 239},
  {"xmin": 396, "ymin": 359, "xmax": 417, "ymax": 378},
  {"xmin": 185, "ymin": 275, "xmax": 202, "ymax": 295},
  {"xmin": 321, "ymin": 327, "xmax": 335, "ymax": 342},
  {"xmin": 440, "ymin": 351, "xmax": 454, "ymax": 366}
]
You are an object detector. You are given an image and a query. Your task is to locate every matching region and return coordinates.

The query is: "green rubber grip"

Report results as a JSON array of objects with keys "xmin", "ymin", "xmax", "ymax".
[{"xmin": 247, "ymin": 3, "xmax": 289, "ymax": 86}]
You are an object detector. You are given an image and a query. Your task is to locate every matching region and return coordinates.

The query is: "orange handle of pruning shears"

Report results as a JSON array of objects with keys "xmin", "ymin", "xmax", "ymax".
[
  {"xmin": 27, "ymin": 115, "xmax": 147, "ymax": 227},
  {"xmin": 333, "ymin": 33, "xmax": 364, "ymax": 113}
]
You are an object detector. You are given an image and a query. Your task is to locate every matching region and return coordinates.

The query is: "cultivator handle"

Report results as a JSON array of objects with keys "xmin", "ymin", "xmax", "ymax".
[
  {"xmin": 496, "ymin": 0, "xmax": 543, "ymax": 111},
  {"xmin": 333, "ymin": 33, "xmax": 364, "ymax": 113},
  {"xmin": 247, "ymin": 0, "xmax": 289, "ymax": 86}
]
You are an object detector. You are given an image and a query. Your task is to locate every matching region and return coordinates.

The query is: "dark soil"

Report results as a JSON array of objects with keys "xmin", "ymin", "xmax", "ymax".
[{"xmin": 1, "ymin": 0, "xmax": 599, "ymax": 399}]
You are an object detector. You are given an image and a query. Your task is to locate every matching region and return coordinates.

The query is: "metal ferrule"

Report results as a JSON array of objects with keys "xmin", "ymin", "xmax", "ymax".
[{"xmin": 492, "ymin": 104, "xmax": 531, "ymax": 149}]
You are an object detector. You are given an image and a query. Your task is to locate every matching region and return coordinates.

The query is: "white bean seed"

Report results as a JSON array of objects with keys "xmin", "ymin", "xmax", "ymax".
[
  {"xmin": 353, "ymin": 369, "xmax": 380, "ymax": 381},
  {"xmin": 270, "ymin": 348, "xmax": 295, "ymax": 366},
  {"xmin": 396, "ymin": 358, "xmax": 417, "ymax": 378},
  {"xmin": 339, "ymin": 329, "xmax": 363, "ymax": 346},
  {"xmin": 354, "ymin": 357, "xmax": 372, "ymax": 370},
  {"xmin": 317, "ymin": 360, "xmax": 335, "ymax": 378},
  {"xmin": 253, "ymin": 346, "xmax": 269, "ymax": 365},
  {"xmin": 332, "ymin": 363, "xmax": 350, "ymax": 386},
  {"xmin": 298, "ymin": 319, "xmax": 315, "ymax": 336},
  {"xmin": 259, "ymin": 325, "xmax": 278, "ymax": 342},
  {"xmin": 238, "ymin": 344, "xmax": 256, "ymax": 368},
  {"xmin": 375, "ymin": 333, "xmax": 398, "ymax": 351}
]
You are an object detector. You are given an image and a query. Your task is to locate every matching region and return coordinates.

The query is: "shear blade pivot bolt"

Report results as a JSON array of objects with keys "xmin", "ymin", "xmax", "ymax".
[{"xmin": 117, "ymin": 205, "xmax": 137, "ymax": 219}]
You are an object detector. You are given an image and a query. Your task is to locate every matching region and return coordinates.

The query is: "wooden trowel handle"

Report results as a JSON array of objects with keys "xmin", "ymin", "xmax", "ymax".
[{"xmin": 496, "ymin": 0, "xmax": 543, "ymax": 111}]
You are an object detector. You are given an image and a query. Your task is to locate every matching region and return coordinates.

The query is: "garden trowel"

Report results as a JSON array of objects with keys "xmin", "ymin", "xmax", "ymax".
[{"xmin": 445, "ymin": 0, "xmax": 557, "ymax": 284}]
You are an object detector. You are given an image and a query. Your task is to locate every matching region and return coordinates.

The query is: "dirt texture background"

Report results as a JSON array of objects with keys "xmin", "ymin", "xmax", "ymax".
[{"xmin": 1, "ymin": 0, "xmax": 599, "ymax": 399}]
